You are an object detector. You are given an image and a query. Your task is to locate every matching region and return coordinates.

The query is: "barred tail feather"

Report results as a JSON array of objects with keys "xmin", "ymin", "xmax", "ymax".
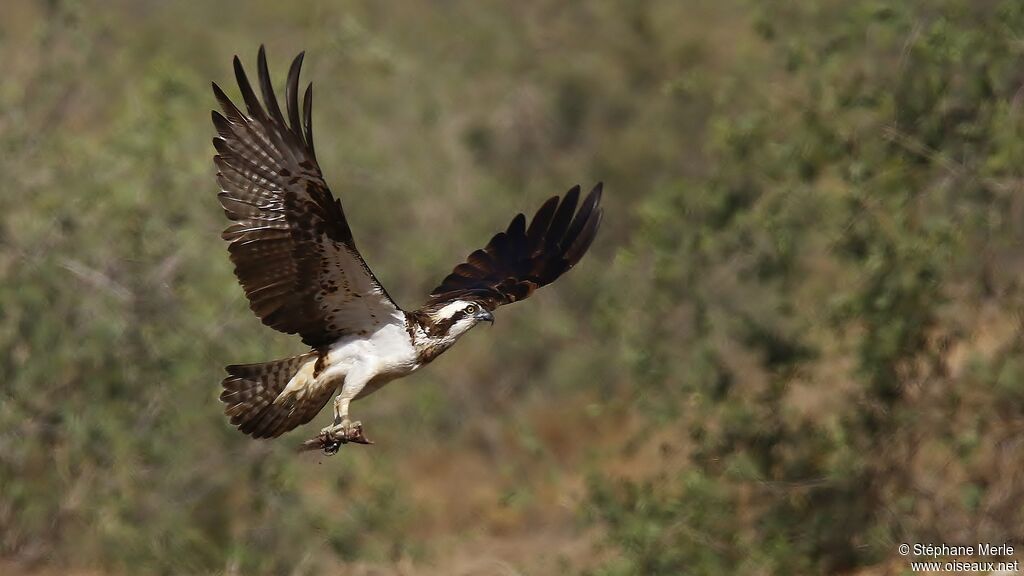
[{"xmin": 220, "ymin": 352, "xmax": 331, "ymax": 439}]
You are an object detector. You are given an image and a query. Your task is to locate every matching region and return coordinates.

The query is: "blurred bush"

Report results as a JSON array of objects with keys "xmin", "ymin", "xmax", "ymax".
[
  {"xmin": 1, "ymin": 0, "xmax": 1023, "ymax": 575},
  {"xmin": 584, "ymin": 0, "xmax": 1024, "ymax": 574}
]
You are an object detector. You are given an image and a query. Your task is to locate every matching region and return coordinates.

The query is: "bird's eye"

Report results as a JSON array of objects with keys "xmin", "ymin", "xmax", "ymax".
[{"xmin": 465, "ymin": 304, "xmax": 477, "ymax": 314}]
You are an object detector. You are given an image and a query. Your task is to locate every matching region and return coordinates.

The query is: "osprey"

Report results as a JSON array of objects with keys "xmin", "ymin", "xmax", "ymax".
[{"xmin": 211, "ymin": 47, "xmax": 603, "ymax": 454}]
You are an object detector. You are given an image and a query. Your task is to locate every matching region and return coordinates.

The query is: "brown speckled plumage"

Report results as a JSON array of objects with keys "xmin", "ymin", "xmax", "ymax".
[
  {"xmin": 212, "ymin": 46, "xmax": 400, "ymax": 349},
  {"xmin": 212, "ymin": 47, "xmax": 604, "ymax": 447},
  {"xmin": 220, "ymin": 352, "xmax": 329, "ymax": 438}
]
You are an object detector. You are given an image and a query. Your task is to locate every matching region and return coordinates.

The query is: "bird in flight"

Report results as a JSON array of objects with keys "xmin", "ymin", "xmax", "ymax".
[{"xmin": 211, "ymin": 47, "xmax": 604, "ymax": 454}]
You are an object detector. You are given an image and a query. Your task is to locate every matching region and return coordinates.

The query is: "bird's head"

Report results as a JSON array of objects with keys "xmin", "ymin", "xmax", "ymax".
[
  {"xmin": 413, "ymin": 298, "xmax": 495, "ymax": 355},
  {"xmin": 427, "ymin": 299, "xmax": 494, "ymax": 337}
]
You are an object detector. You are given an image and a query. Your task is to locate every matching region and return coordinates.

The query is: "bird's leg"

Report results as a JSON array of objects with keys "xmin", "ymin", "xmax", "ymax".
[
  {"xmin": 312, "ymin": 394, "xmax": 371, "ymax": 453},
  {"xmin": 321, "ymin": 396, "xmax": 361, "ymax": 439},
  {"xmin": 300, "ymin": 370, "xmax": 375, "ymax": 454}
]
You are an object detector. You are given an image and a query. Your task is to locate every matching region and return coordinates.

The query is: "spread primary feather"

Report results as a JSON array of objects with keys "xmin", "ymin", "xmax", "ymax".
[{"xmin": 212, "ymin": 46, "xmax": 604, "ymax": 444}]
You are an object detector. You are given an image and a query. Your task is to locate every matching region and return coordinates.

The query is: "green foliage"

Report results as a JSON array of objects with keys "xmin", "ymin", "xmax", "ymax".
[
  {"xmin": 3, "ymin": 0, "xmax": 1024, "ymax": 574},
  {"xmin": 585, "ymin": 0, "xmax": 1024, "ymax": 574}
]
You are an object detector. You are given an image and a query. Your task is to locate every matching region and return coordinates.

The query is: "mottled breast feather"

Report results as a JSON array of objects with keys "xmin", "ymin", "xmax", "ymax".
[{"xmin": 212, "ymin": 46, "xmax": 402, "ymax": 346}]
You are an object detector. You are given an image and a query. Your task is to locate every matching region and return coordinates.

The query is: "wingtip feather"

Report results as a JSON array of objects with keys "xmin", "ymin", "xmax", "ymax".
[
  {"xmin": 565, "ymin": 205, "xmax": 603, "ymax": 264},
  {"xmin": 286, "ymin": 51, "xmax": 306, "ymax": 142},
  {"xmin": 588, "ymin": 182, "xmax": 604, "ymax": 206},
  {"xmin": 257, "ymin": 44, "xmax": 287, "ymax": 126},
  {"xmin": 303, "ymin": 82, "xmax": 316, "ymax": 160}
]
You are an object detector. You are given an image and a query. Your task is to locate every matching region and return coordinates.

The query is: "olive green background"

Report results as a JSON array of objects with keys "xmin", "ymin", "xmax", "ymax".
[{"xmin": 2, "ymin": 1, "xmax": 1023, "ymax": 574}]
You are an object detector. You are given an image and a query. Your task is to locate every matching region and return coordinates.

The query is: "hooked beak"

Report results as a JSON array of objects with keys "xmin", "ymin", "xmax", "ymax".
[{"xmin": 474, "ymin": 309, "xmax": 495, "ymax": 325}]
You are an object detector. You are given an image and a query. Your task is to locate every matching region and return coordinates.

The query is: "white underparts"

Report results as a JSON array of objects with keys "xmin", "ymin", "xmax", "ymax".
[
  {"xmin": 274, "ymin": 316, "xmax": 420, "ymax": 419},
  {"xmin": 271, "ymin": 302, "xmax": 486, "ymax": 426}
]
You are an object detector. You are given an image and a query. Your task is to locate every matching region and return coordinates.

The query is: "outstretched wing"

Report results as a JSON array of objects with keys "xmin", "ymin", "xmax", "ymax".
[
  {"xmin": 427, "ymin": 183, "xmax": 603, "ymax": 309},
  {"xmin": 212, "ymin": 46, "xmax": 402, "ymax": 347}
]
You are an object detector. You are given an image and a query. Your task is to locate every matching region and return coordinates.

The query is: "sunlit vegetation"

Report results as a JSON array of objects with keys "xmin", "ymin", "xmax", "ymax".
[{"xmin": 1, "ymin": 1, "xmax": 1022, "ymax": 574}]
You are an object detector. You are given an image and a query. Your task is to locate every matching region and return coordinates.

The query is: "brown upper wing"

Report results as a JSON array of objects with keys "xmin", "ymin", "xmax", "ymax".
[
  {"xmin": 427, "ymin": 183, "xmax": 603, "ymax": 309},
  {"xmin": 212, "ymin": 46, "xmax": 402, "ymax": 347}
]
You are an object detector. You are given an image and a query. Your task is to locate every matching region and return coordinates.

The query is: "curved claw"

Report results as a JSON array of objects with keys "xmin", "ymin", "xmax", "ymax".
[
  {"xmin": 323, "ymin": 438, "xmax": 342, "ymax": 455},
  {"xmin": 298, "ymin": 422, "xmax": 373, "ymax": 455},
  {"xmin": 347, "ymin": 423, "xmax": 373, "ymax": 445}
]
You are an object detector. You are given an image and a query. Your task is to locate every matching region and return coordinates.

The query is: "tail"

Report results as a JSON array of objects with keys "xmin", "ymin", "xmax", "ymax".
[{"xmin": 220, "ymin": 352, "xmax": 332, "ymax": 439}]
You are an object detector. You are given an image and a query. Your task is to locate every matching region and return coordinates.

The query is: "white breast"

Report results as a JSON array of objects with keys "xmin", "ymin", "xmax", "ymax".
[
  {"xmin": 323, "ymin": 316, "xmax": 420, "ymax": 382},
  {"xmin": 276, "ymin": 314, "xmax": 419, "ymax": 407}
]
